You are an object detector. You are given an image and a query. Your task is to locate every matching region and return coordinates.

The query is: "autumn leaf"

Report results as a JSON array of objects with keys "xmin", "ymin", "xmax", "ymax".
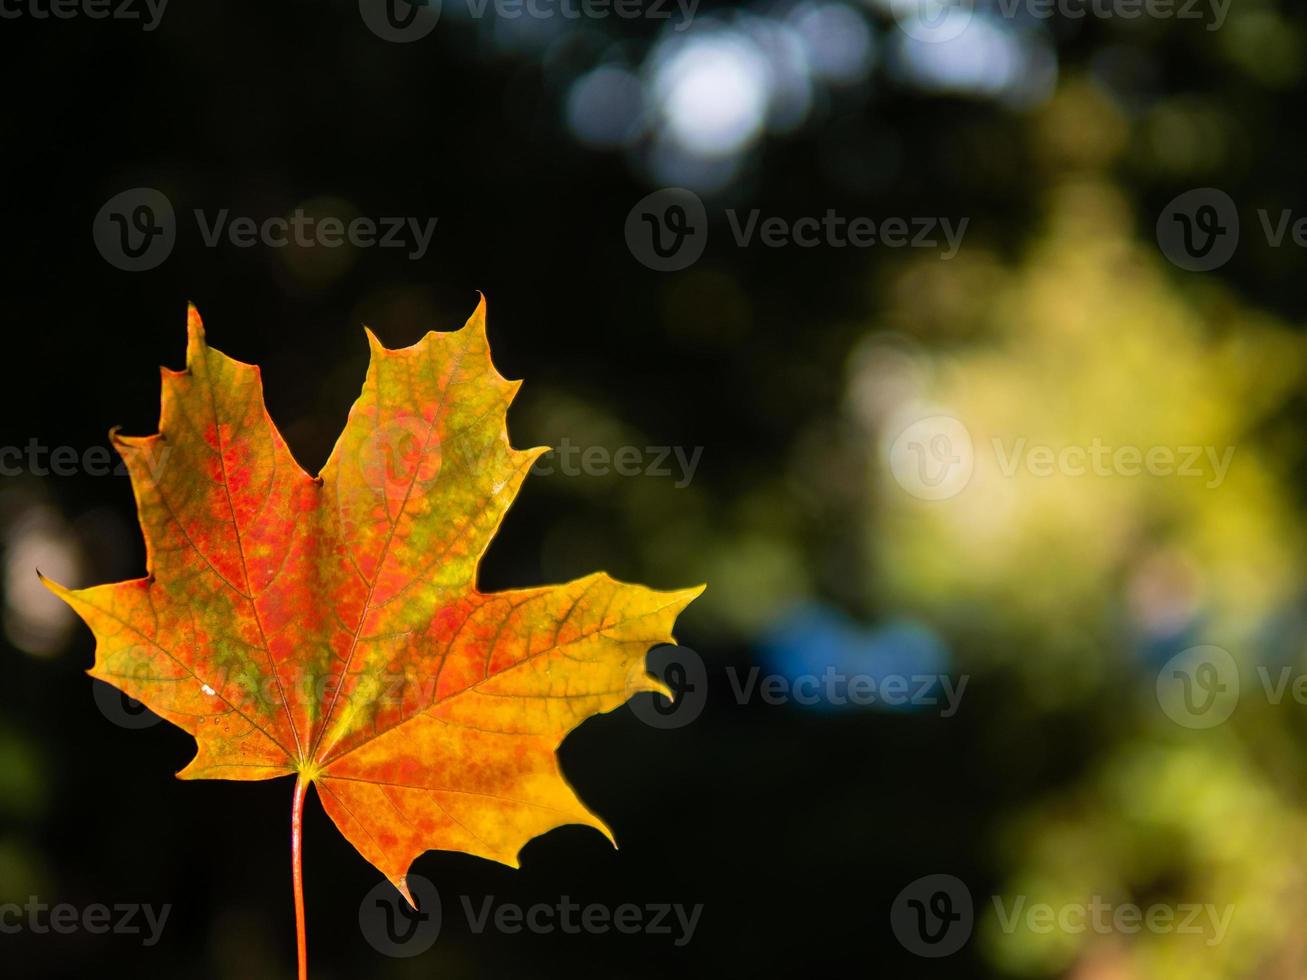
[{"xmin": 42, "ymin": 298, "xmax": 702, "ymax": 975}]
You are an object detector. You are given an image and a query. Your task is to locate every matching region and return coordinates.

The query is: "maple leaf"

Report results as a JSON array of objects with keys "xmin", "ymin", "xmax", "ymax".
[{"xmin": 43, "ymin": 299, "xmax": 701, "ymax": 975}]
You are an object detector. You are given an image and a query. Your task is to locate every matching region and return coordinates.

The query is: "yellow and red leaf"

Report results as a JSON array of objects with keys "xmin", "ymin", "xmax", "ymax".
[{"xmin": 45, "ymin": 299, "xmax": 702, "ymax": 905}]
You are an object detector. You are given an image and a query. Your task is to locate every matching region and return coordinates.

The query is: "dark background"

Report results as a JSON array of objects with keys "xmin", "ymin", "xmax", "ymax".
[{"xmin": 4, "ymin": 0, "xmax": 1307, "ymax": 977}]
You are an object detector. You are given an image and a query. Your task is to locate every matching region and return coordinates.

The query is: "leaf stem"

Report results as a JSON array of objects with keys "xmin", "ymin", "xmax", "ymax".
[{"xmin": 292, "ymin": 774, "xmax": 309, "ymax": 980}]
